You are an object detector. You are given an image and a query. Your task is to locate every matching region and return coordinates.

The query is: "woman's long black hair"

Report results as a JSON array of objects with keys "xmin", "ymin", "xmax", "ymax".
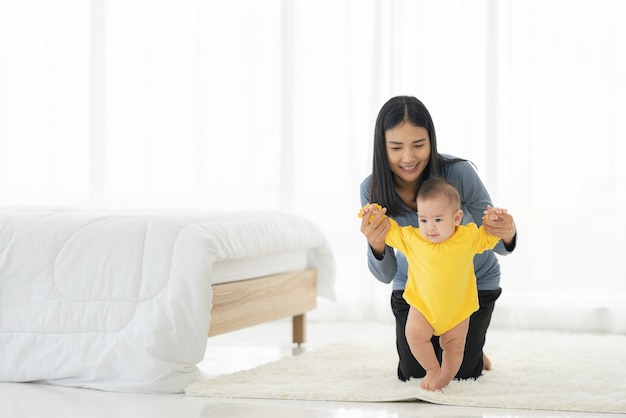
[{"xmin": 370, "ymin": 96, "xmax": 464, "ymax": 217}]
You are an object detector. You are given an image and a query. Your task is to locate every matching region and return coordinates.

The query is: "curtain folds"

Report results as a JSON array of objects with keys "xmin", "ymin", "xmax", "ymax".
[{"xmin": 1, "ymin": 0, "xmax": 624, "ymax": 332}]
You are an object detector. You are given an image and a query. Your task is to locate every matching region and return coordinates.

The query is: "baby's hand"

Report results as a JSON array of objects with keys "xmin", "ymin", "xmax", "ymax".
[
  {"xmin": 358, "ymin": 203, "xmax": 383, "ymax": 223},
  {"xmin": 483, "ymin": 204, "xmax": 508, "ymax": 222}
]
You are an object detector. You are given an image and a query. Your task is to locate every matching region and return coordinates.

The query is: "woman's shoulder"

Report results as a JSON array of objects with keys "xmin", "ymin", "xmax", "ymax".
[
  {"xmin": 360, "ymin": 174, "xmax": 372, "ymax": 189},
  {"xmin": 441, "ymin": 155, "xmax": 480, "ymax": 181},
  {"xmin": 360, "ymin": 174, "xmax": 373, "ymax": 196},
  {"xmin": 360, "ymin": 174, "xmax": 372, "ymax": 204}
]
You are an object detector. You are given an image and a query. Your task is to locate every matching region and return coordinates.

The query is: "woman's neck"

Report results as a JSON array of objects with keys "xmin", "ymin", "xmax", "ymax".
[{"xmin": 395, "ymin": 179, "xmax": 418, "ymax": 211}]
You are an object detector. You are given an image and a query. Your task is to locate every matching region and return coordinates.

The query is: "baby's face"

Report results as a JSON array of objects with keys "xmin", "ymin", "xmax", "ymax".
[{"xmin": 416, "ymin": 198, "xmax": 462, "ymax": 243}]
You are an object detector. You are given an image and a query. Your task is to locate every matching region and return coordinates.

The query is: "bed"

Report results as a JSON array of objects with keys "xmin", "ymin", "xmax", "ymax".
[{"xmin": 0, "ymin": 208, "xmax": 335, "ymax": 393}]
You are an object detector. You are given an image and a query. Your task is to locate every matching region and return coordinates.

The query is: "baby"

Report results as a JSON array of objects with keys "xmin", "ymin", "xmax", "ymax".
[{"xmin": 359, "ymin": 177, "xmax": 506, "ymax": 391}]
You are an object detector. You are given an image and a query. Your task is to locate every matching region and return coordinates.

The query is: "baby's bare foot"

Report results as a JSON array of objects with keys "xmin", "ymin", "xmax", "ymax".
[
  {"xmin": 432, "ymin": 376, "xmax": 453, "ymax": 391},
  {"xmin": 420, "ymin": 369, "xmax": 441, "ymax": 391}
]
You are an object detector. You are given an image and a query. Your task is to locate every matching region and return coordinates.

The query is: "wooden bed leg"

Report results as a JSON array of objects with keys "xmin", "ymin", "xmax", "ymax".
[{"xmin": 293, "ymin": 314, "xmax": 306, "ymax": 346}]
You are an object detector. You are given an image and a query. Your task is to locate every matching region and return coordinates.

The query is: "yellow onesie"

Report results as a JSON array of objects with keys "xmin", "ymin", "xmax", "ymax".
[{"xmin": 385, "ymin": 218, "xmax": 500, "ymax": 336}]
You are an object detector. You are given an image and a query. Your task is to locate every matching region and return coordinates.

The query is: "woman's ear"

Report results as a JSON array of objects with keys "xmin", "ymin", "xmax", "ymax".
[{"xmin": 454, "ymin": 209, "xmax": 463, "ymax": 225}]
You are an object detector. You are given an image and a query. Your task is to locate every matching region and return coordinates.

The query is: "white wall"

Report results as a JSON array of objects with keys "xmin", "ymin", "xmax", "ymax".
[{"xmin": 1, "ymin": 0, "xmax": 625, "ymax": 332}]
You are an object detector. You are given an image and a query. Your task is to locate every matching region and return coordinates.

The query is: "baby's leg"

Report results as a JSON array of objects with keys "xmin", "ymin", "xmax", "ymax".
[
  {"xmin": 435, "ymin": 318, "xmax": 470, "ymax": 390},
  {"xmin": 405, "ymin": 307, "xmax": 439, "ymax": 390}
]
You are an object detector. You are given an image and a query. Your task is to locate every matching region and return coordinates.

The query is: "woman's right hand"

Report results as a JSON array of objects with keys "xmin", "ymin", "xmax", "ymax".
[{"xmin": 359, "ymin": 205, "xmax": 390, "ymax": 259}]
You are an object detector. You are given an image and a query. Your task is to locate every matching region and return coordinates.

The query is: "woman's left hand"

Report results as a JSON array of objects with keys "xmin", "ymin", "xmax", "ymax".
[{"xmin": 483, "ymin": 205, "xmax": 517, "ymax": 245}]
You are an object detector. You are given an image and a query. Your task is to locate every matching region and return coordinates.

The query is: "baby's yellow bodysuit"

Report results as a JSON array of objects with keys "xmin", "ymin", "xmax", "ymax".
[{"xmin": 386, "ymin": 219, "xmax": 500, "ymax": 336}]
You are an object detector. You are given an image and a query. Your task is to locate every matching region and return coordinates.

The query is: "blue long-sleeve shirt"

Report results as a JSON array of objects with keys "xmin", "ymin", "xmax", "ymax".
[{"xmin": 360, "ymin": 157, "xmax": 515, "ymax": 291}]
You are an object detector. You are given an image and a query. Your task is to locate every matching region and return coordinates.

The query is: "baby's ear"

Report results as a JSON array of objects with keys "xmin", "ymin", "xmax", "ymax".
[{"xmin": 454, "ymin": 209, "xmax": 463, "ymax": 225}]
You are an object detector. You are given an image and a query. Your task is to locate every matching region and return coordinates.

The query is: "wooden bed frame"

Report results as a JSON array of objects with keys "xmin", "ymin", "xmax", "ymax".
[{"xmin": 208, "ymin": 269, "xmax": 317, "ymax": 345}]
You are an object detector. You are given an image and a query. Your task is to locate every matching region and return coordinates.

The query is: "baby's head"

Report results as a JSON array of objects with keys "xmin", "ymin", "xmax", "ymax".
[{"xmin": 416, "ymin": 177, "xmax": 463, "ymax": 243}]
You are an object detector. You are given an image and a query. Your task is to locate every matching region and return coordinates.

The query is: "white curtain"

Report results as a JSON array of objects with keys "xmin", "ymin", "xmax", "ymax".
[{"xmin": 1, "ymin": 0, "xmax": 625, "ymax": 332}]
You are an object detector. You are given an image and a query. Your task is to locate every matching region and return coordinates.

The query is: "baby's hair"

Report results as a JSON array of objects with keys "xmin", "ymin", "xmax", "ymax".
[{"xmin": 417, "ymin": 177, "xmax": 461, "ymax": 210}]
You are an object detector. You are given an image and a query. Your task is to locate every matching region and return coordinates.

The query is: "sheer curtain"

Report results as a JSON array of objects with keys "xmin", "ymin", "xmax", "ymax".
[{"xmin": 1, "ymin": 0, "xmax": 624, "ymax": 332}]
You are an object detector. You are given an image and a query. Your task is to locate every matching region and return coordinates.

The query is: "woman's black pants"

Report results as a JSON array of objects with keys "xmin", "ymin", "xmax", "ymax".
[{"xmin": 391, "ymin": 287, "xmax": 502, "ymax": 381}]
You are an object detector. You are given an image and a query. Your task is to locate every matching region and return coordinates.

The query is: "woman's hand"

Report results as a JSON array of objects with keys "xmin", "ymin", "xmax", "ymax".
[
  {"xmin": 359, "ymin": 204, "xmax": 390, "ymax": 259},
  {"xmin": 483, "ymin": 205, "xmax": 517, "ymax": 246}
]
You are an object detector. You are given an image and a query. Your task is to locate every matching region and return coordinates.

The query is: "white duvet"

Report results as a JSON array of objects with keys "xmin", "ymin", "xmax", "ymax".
[{"xmin": 0, "ymin": 208, "xmax": 335, "ymax": 393}]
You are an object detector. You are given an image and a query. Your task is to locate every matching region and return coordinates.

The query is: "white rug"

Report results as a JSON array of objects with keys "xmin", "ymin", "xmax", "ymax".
[{"xmin": 186, "ymin": 329, "xmax": 626, "ymax": 414}]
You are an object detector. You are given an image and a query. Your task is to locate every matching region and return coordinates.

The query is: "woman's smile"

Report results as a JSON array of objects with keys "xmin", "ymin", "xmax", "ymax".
[{"xmin": 400, "ymin": 163, "xmax": 419, "ymax": 172}]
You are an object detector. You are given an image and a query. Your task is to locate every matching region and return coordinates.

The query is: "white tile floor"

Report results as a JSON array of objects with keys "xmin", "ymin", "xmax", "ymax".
[{"xmin": 0, "ymin": 320, "xmax": 613, "ymax": 418}]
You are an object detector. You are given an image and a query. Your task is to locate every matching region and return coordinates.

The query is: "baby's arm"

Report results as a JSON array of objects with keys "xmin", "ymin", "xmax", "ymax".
[
  {"xmin": 359, "ymin": 203, "xmax": 400, "ymax": 244},
  {"xmin": 358, "ymin": 203, "xmax": 411, "ymax": 254}
]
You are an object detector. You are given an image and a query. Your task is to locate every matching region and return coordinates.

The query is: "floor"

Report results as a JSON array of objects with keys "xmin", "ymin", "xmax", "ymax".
[{"xmin": 0, "ymin": 320, "xmax": 615, "ymax": 418}]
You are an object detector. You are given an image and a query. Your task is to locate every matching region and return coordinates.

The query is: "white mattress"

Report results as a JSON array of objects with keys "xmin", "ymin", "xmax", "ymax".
[
  {"xmin": 0, "ymin": 208, "xmax": 335, "ymax": 393},
  {"xmin": 212, "ymin": 247, "xmax": 308, "ymax": 285}
]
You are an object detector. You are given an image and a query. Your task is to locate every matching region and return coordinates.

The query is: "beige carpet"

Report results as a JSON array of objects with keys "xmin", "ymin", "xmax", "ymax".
[{"xmin": 186, "ymin": 329, "xmax": 626, "ymax": 414}]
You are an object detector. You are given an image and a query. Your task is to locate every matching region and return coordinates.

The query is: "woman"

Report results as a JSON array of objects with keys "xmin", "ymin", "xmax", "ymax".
[{"xmin": 359, "ymin": 95, "xmax": 517, "ymax": 381}]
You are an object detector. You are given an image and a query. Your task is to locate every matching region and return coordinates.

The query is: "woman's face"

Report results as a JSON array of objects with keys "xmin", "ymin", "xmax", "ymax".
[{"xmin": 384, "ymin": 122, "xmax": 431, "ymax": 186}]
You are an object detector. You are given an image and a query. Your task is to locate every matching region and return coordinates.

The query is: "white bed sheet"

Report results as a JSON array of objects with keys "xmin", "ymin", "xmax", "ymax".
[{"xmin": 0, "ymin": 208, "xmax": 335, "ymax": 393}]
